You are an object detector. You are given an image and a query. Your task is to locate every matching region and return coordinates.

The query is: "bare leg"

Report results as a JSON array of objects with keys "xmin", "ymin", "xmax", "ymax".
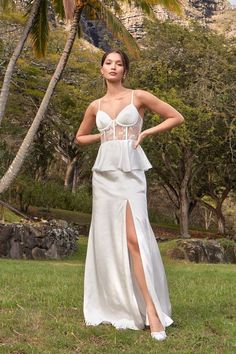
[{"xmin": 126, "ymin": 201, "xmax": 164, "ymax": 332}]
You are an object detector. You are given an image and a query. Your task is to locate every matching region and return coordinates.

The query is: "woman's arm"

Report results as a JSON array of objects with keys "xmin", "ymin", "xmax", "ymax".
[
  {"xmin": 134, "ymin": 89, "xmax": 184, "ymax": 148},
  {"xmin": 75, "ymin": 101, "xmax": 101, "ymax": 145}
]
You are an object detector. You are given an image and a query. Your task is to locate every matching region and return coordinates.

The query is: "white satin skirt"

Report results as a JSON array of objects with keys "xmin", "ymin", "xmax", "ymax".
[{"xmin": 83, "ymin": 169, "xmax": 174, "ymax": 330}]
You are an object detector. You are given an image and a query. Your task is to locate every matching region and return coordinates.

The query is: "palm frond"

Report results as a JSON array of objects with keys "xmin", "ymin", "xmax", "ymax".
[
  {"xmin": 52, "ymin": 0, "xmax": 65, "ymax": 19},
  {"xmin": 153, "ymin": 0, "xmax": 183, "ymax": 16},
  {"xmin": 29, "ymin": 0, "xmax": 49, "ymax": 58},
  {"xmin": 82, "ymin": 5, "xmax": 98, "ymax": 20},
  {"xmin": 87, "ymin": 0, "xmax": 141, "ymax": 58},
  {"xmin": 134, "ymin": 0, "xmax": 183, "ymax": 16},
  {"xmin": 133, "ymin": 0, "xmax": 156, "ymax": 17}
]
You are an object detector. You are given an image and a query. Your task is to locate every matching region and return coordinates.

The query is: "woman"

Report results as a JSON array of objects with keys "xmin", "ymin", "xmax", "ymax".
[{"xmin": 76, "ymin": 49, "xmax": 184, "ymax": 341}]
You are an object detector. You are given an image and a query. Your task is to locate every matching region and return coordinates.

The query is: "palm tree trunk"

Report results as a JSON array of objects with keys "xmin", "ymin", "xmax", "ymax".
[
  {"xmin": 0, "ymin": 5, "xmax": 84, "ymax": 194},
  {"xmin": 0, "ymin": 0, "xmax": 42, "ymax": 125}
]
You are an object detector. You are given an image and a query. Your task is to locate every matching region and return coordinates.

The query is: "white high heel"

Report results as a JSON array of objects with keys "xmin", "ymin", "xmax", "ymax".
[
  {"xmin": 151, "ymin": 331, "xmax": 167, "ymax": 341},
  {"xmin": 146, "ymin": 310, "xmax": 167, "ymax": 341}
]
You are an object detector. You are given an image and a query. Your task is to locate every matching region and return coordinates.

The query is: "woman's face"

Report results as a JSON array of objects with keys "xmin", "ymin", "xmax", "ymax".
[{"xmin": 101, "ymin": 52, "xmax": 125, "ymax": 83}]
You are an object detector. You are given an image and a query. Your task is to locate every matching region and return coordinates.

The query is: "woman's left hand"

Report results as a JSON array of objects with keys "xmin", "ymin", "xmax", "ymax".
[{"xmin": 133, "ymin": 131, "xmax": 147, "ymax": 149}]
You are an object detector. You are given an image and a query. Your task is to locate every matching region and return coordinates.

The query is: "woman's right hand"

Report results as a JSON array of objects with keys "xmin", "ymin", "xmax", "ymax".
[{"xmin": 133, "ymin": 131, "xmax": 148, "ymax": 149}]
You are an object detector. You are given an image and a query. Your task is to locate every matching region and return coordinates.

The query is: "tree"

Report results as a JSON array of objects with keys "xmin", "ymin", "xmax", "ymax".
[
  {"xmin": 145, "ymin": 97, "xmax": 211, "ymax": 238},
  {"xmin": 0, "ymin": 0, "xmax": 183, "ymax": 194},
  {"xmin": 0, "ymin": 0, "xmax": 43, "ymax": 125},
  {"xmin": 196, "ymin": 118, "xmax": 236, "ymax": 234},
  {"xmin": 131, "ymin": 20, "xmax": 236, "ymax": 237},
  {"xmin": 0, "ymin": 4, "xmax": 83, "ymax": 193},
  {"xmin": 0, "ymin": 0, "xmax": 182, "ymax": 126}
]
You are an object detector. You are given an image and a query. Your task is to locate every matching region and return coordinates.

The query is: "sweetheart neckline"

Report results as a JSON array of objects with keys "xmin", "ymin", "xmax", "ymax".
[{"xmin": 96, "ymin": 103, "xmax": 142, "ymax": 121}]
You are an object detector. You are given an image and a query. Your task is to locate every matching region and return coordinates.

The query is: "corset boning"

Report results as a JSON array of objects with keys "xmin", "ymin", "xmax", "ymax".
[
  {"xmin": 93, "ymin": 105, "xmax": 152, "ymax": 172},
  {"xmin": 101, "ymin": 119, "xmax": 142, "ymax": 143}
]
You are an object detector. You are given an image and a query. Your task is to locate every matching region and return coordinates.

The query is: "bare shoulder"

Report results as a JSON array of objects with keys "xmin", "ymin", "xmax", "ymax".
[
  {"xmin": 133, "ymin": 89, "xmax": 158, "ymax": 108},
  {"xmin": 134, "ymin": 89, "xmax": 149, "ymax": 97},
  {"xmin": 134, "ymin": 89, "xmax": 158, "ymax": 99},
  {"xmin": 85, "ymin": 99, "xmax": 100, "ymax": 116}
]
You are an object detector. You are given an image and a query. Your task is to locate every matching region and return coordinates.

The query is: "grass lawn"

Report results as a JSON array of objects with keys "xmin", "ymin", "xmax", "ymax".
[{"xmin": 0, "ymin": 237, "xmax": 235, "ymax": 354}]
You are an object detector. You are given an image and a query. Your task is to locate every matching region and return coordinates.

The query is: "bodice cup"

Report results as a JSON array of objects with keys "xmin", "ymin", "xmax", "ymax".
[
  {"xmin": 92, "ymin": 96, "xmax": 153, "ymax": 172},
  {"xmin": 96, "ymin": 104, "xmax": 141, "ymax": 131}
]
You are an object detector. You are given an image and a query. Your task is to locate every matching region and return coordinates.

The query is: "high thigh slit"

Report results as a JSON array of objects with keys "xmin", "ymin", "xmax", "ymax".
[
  {"xmin": 83, "ymin": 170, "xmax": 173, "ymax": 330},
  {"xmin": 83, "ymin": 90, "xmax": 173, "ymax": 331}
]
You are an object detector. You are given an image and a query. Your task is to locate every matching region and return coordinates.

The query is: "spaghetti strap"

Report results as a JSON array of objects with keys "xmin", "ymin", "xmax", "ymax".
[
  {"xmin": 98, "ymin": 99, "xmax": 101, "ymax": 112},
  {"xmin": 131, "ymin": 90, "xmax": 134, "ymax": 104}
]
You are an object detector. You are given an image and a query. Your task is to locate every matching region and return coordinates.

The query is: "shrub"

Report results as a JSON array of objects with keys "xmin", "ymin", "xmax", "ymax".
[{"xmin": 5, "ymin": 177, "xmax": 92, "ymax": 214}]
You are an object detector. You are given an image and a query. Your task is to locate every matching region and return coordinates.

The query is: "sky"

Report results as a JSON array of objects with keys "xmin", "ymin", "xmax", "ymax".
[{"xmin": 229, "ymin": 0, "xmax": 236, "ymax": 5}]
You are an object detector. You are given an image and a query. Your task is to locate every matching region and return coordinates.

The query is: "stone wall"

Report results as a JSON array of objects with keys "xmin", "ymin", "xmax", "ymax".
[
  {"xmin": 169, "ymin": 238, "xmax": 236, "ymax": 263},
  {"xmin": 0, "ymin": 220, "xmax": 78, "ymax": 260}
]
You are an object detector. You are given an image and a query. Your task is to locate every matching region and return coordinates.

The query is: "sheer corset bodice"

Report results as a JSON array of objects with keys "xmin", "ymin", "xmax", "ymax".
[
  {"xmin": 96, "ymin": 103, "xmax": 143, "ymax": 144},
  {"xmin": 92, "ymin": 91, "xmax": 152, "ymax": 172}
]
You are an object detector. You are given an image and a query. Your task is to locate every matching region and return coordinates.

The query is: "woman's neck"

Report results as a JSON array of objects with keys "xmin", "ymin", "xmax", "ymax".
[{"xmin": 105, "ymin": 81, "xmax": 129, "ymax": 98}]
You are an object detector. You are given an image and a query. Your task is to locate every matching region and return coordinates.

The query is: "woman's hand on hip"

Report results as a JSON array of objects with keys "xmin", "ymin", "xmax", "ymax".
[{"xmin": 134, "ymin": 131, "xmax": 148, "ymax": 149}]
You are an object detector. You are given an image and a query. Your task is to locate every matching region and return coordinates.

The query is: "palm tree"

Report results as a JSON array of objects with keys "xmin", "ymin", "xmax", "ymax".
[
  {"xmin": 0, "ymin": 0, "xmax": 43, "ymax": 125},
  {"xmin": 0, "ymin": 0, "xmax": 183, "ymax": 194},
  {"xmin": 0, "ymin": 0, "xmax": 68, "ymax": 125}
]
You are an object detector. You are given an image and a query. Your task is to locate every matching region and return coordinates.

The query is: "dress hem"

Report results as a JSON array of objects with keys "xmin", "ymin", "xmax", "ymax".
[{"xmin": 84, "ymin": 314, "xmax": 174, "ymax": 331}]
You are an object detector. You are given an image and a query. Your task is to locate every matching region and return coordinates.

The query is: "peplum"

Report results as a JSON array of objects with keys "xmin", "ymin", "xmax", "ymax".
[{"xmin": 92, "ymin": 139, "xmax": 152, "ymax": 172}]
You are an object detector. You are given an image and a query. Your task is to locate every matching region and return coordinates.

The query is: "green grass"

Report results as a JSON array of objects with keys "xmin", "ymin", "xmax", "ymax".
[
  {"xmin": 0, "ymin": 206, "xmax": 22, "ymax": 223},
  {"xmin": 0, "ymin": 237, "xmax": 235, "ymax": 354}
]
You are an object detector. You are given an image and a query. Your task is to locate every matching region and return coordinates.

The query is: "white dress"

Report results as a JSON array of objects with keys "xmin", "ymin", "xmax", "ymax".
[{"xmin": 83, "ymin": 91, "xmax": 173, "ymax": 330}]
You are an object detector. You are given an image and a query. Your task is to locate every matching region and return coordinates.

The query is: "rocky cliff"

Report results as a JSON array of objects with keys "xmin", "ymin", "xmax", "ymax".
[
  {"xmin": 118, "ymin": 0, "xmax": 234, "ymax": 40},
  {"xmin": 4, "ymin": 1, "xmax": 236, "ymax": 49}
]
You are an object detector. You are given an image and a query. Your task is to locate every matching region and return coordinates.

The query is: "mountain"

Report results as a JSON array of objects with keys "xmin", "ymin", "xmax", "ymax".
[
  {"xmin": 11, "ymin": 1, "xmax": 236, "ymax": 48},
  {"xmin": 117, "ymin": 0, "xmax": 235, "ymax": 40}
]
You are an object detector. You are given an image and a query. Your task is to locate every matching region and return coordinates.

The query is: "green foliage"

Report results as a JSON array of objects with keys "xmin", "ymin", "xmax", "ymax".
[
  {"xmin": 0, "ymin": 0, "xmax": 15, "ymax": 11},
  {"xmin": 24, "ymin": 87, "xmax": 44, "ymax": 99},
  {"xmin": 1, "ymin": 11, "xmax": 236, "ymax": 232},
  {"xmin": 7, "ymin": 176, "xmax": 92, "ymax": 213},
  {"xmin": 0, "ymin": 10, "xmax": 25, "ymax": 23},
  {"xmin": 217, "ymin": 238, "xmax": 236, "ymax": 249},
  {"xmin": 133, "ymin": 18, "xmax": 236, "ymax": 196},
  {"xmin": 0, "ymin": 205, "xmax": 22, "ymax": 222},
  {"xmin": 0, "ymin": 141, "xmax": 12, "ymax": 178},
  {"xmin": 29, "ymin": 0, "xmax": 49, "ymax": 58},
  {"xmin": 51, "ymin": 0, "xmax": 65, "ymax": 19}
]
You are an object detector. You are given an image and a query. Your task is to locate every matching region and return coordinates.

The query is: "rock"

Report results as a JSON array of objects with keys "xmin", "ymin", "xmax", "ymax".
[
  {"xmin": 204, "ymin": 241, "xmax": 223, "ymax": 263},
  {"xmin": 168, "ymin": 247, "xmax": 186, "ymax": 260},
  {"xmin": 9, "ymin": 239, "xmax": 23, "ymax": 259},
  {"xmin": 76, "ymin": 223, "xmax": 90, "ymax": 237},
  {"xmin": 45, "ymin": 244, "xmax": 58, "ymax": 259},
  {"xmin": 223, "ymin": 246, "xmax": 236, "ymax": 263},
  {"xmin": 0, "ymin": 220, "xmax": 79, "ymax": 260},
  {"xmin": 51, "ymin": 219, "xmax": 68, "ymax": 228},
  {"xmin": 32, "ymin": 247, "xmax": 47, "ymax": 260},
  {"xmin": 169, "ymin": 238, "xmax": 236, "ymax": 263},
  {"xmin": 0, "ymin": 225, "xmax": 12, "ymax": 256}
]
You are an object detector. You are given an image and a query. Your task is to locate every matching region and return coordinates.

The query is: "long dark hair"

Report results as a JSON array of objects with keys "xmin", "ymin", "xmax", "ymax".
[{"xmin": 101, "ymin": 49, "xmax": 129, "ymax": 76}]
